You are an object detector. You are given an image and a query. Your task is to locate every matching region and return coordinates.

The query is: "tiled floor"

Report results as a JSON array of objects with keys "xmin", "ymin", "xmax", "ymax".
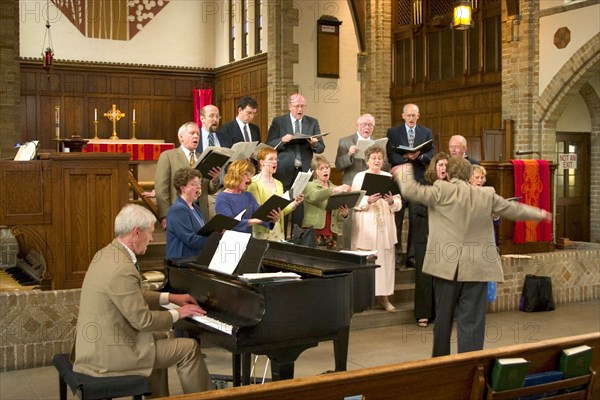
[{"xmin": 1, "ymin": 300, "xmax": 599, "ymax": 399}]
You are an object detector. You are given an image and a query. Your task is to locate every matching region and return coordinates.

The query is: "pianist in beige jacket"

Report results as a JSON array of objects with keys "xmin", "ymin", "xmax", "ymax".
[{"xmin": 73, "ymin": 204, "xmax": 213, "ymax": 397}]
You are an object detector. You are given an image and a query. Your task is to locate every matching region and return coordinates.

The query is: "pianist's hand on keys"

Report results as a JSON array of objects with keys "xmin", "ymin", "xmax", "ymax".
[{"xmin": 163, "ymin": 303, "xmax": 233, "ymax": 335}]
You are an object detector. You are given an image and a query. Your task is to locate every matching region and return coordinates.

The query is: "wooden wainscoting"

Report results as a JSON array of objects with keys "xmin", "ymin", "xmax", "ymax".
[
  {"xmin": 20, "ymin": 60, "xmax": 214, "ymax": 149},
  {"xmin": 214, "ymin": 53, "xmax": 269, "ymax": 141}
]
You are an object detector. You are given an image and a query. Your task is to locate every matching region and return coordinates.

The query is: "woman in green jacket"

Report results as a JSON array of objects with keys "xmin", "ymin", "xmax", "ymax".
[{"xmin": 302, "ymin": 154, "xmax": 351, "ymax": 250}]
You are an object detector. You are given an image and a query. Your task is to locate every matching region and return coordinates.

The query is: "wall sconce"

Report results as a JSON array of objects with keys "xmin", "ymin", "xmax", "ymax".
[{"xmin": 451, "ymin": 0, "xmax": 474, "ymax": 30}]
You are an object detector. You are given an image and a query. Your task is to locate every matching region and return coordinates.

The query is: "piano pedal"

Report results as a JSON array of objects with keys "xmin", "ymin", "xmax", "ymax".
[
  {"xmin": 321, "ymin": 370, "xmax": 336, "ymax": 374},
  {"xmin": 210, "ymin": 374, "xmax": 233, "ymax": 390}
]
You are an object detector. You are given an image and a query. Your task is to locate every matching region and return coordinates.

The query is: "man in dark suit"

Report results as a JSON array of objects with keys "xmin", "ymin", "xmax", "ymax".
[
  {"xmin": 267, "ymin": 93, "xmax": 325, "ymax": 231},
  {"xmin": 449, "ymin": 135, "xmax": 479, "ymax": 164},
  {"xmin": 387, "ymin": 103, "xmax": 435, "ymax": 268},
  {"xmin": 220, "ymin": 96, "xmax": 261, "ymax": 145},
  {"xmin": 266, "ymin": 93, "xmax": 325, "ymax": 191}
]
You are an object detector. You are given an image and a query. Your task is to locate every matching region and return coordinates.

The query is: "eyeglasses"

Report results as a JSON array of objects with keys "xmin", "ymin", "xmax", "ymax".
[
  {"xmin": 359, "ymin": 123, "xmax": 375, "ymax": 127},
  {"xmin": 290, "ymin": 104, "xmax": 306, "ymax": 109},
  {"xmin": 203, "ymin": 114, "xmax": 221, "ymax": 120}
]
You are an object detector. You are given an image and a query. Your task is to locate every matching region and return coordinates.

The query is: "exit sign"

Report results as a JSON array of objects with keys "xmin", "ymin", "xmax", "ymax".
[{"xmin": 558, "ymin": 153, "xmax": 577, "ymax": 169}]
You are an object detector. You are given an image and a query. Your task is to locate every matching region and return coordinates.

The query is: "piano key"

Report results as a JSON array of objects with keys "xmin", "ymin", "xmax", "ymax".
[{"xmin": 162, "ymin": 303, "xmax": 233, "ymax": 335}]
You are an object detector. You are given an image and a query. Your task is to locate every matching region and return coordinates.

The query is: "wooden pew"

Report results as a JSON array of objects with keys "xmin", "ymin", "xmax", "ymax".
[{"xmin": 167, "ymin": 332, "xmax": 599, "ymax": 400}]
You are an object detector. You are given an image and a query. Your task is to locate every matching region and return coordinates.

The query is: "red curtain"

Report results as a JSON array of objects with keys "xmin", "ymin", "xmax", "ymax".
[
  {"xmin": 511, "ymin": 159, "xmax": 552, "ymax": 243},
  {"xmin": 193, "ymin": 88, "xmax": 213, "ymax": 128}
]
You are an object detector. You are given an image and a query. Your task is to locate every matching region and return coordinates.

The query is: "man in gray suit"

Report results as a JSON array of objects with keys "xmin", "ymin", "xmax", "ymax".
[
  {"xmin": 335, "ymin": 113, "xmax": 390, "ymax": 185},
  {"xmin": 154, "ymin": 118, "xmax": 221, "ymax": 230},
  {"xmin": 74, "ymin": 204, "xmax": 213, "ymax": 397},
  {"xmin": 266, "ymin": 93, "xmax": 325, "ymax": 191},
  {"xmin": 395, "ymin": 158, "xmax": 552, "ymax": 357},
  {"xmin": 335, "ymin": 113, "xmax": 389, "ymax": 249}
]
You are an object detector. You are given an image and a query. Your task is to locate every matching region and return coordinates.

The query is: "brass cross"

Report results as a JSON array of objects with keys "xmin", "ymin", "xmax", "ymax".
[{"xmin": 104, "ymin": 104, "xmax": 125, "ymax": 140}]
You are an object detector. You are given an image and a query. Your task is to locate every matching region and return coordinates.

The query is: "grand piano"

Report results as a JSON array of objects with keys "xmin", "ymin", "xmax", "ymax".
[{"xmin": 163, "ymin": 235, "xmax": 377, "ymax": 386}]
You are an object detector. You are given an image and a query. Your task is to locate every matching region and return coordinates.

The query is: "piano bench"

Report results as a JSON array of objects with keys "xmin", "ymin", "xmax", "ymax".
[{"xmin": 51, "ymin": 354, "xmax": 152, "ymax": 400}]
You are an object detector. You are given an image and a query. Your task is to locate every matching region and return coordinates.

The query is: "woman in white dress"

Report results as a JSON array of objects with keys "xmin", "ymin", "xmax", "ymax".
[{"xmin": 351, "ymin": 144, "xmax": 402, "ymax": 312}]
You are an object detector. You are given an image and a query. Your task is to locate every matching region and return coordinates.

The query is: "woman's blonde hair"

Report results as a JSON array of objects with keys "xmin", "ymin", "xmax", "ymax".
[
  {"xmin": 310, "ymin": 154, "xmax": 330, "ymax": 178},
  {"xmin": 223, "ymin": 160, "xmax": 256, "ymax": 189}
]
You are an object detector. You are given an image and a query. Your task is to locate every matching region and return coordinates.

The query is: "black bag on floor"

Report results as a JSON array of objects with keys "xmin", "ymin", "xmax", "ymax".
[
  {"xmin": 290, "ymin": 225, "xmax": 317, "ymax": 248},
  {"xmin": 519, "ymin": 274, "xmax": 555, "ymax": 312}
]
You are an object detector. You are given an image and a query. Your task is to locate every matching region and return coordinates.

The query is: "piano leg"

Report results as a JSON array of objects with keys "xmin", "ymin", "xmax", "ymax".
[
  {"xmin": 333, "ymin": 325, "xmax": 350, "ymax": 372},
  {"xmin": 270, "ymin": 360, "xmax": 294, "ymax": 381},
  {"xmin": 266, "ymin": 344, "xmax": 318, "ymax": 381},
  {"xmin": 231, "ymin": 353, "xmax": 252, "ymax": 386}
]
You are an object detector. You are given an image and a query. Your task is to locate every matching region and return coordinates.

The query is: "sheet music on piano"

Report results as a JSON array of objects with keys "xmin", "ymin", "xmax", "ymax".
[
  {"xmin": 207, "ymin": 230, "xmax": 252, "ymax": 275},
  {"xmin": 162, "ymin": 302, "xmax": 233, "ymax": 335}
]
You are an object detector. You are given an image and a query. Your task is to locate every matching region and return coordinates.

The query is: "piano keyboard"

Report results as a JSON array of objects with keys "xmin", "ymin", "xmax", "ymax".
[
  {"xmin": 0, "ymin": 270, "xmax": 38, "ymax": 291},
  {"xmin": 162, "ymin": 303, "xmax": 233, "ymax": 335}
]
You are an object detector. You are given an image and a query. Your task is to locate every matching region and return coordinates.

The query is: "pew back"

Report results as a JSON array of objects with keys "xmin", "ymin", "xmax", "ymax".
[{"xmin": 168, "ymin": 333, "xmax": 599, "ymax": 400}]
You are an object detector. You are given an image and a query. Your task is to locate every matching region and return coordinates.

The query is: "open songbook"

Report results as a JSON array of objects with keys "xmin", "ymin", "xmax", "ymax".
[
  {"xmin": 197, "ymin": 209, "xmax": 245, "ymax": 236},
  {"xmin": 360, "ymin": 173, "xmax": 399, "ymax": 196},
  {"xmin": 289, "ymin": 169, "xmax": 312, "ymax": 198},
  {"xmin": 289, "ymin": 131, "xmax": 331, "ymax": 141},
  {"xmin": 355, "ymin": 138, "xmax": 388, "ymax": 159},
  {"xmin": 326, "ymin": 190, "xmax": 366, "ymax": 211},
  {"xmin": 14, "ymin": 141, "xmax": 39, "ymax": 161},
  {"xmin": 252, "ymin": 194, "xmax": 293, "ymax": 222},
  {"xmin": 391, "ymin": 139, "xmax": 433, "ymax": 155},
  {"xmin": 196, "ymin": 141, "xmax": 260, "ymax": 177}
]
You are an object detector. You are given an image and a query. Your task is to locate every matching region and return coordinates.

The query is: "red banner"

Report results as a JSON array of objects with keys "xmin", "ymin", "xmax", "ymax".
[
  {"xmin": 511, "ymin": 159, "xmax": 552, "ymax": 243},
  {"xmin": 84, "ymin": 142, "xmax": 174, "ymax": 161},
  {"xmin": 193, "ymin": 88, "xmax": 213, "ymax": 128}
]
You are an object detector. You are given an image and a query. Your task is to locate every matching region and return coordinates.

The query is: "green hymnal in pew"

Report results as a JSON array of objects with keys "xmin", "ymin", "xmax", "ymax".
[
  {"xmin": 559, "ymin": 344, "xmax": 592, "ymax": 379},
  {"xmin": 490, "ymin": 357, "xmax": 529, "ymax": 391}
]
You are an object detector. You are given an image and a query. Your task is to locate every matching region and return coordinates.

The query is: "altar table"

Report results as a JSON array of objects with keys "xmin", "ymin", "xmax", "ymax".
[{"xmin": 84, "ymin": 139, "xmax": 174, "ymax": 161}]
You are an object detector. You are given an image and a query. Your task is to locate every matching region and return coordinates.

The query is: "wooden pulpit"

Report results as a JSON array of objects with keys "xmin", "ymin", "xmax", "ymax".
[
  {"xmin": 0, "ymin": 153, "xmax": 130, "ymax": 289},
  {"xmin": 481, "ymin": 161, "xmax": 556, "ymax": 255}
]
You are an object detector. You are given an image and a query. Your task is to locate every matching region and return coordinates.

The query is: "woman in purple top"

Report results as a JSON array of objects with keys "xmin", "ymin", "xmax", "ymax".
[{"xmin": 215, "ymin": 160, "xmax": 280, "ymax": 234}]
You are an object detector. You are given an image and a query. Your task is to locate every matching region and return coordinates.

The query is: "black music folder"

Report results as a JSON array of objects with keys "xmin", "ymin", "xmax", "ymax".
[
  {"xmin": 360, "ymin": 173, "xmax": 393, "ymax": 196},
  {"xmin": 195, "ymin": 149, "xmax": 230, "ymax": 177},
  {"xmin": 251, "ymin": 194, "xmax": 292, "ymax": 222},
  {"xmin": 326, "ymin": 191, "xmax": 365, "ymax": 211},
  {"xmin": 391, "ymin": 139, "xmax": 433, "ymax": 155},
  {"xmin": 197, "ymin": 214, "xmax": 240, "ymax": 236}
]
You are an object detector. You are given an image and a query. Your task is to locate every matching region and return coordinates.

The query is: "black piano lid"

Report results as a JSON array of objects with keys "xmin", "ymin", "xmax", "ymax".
[{"xmin": 264, "ymin": 241, "xmax": 378, "ymax": 275}]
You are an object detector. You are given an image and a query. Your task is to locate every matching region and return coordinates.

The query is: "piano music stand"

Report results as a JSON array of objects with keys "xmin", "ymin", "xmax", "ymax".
[{"xmin": 194, "ymin": 232, "xmax": 269, "ymax": 275}]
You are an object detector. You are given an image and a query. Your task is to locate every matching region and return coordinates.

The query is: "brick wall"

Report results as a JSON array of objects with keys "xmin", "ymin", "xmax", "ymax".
[
  {"xmin": 0, "ymin": 289, "xmax": 79, "ymax": 371},
  {"xmin": 361, "ymin": 0, "xmax": 392, "ymax": 135},
  {"xmin": 489, "ymin": 243, "xmax": 600, "ymax": 313}
]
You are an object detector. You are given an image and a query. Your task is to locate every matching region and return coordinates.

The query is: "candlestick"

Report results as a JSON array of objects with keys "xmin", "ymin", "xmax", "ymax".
[
  {"xmin": 131, "ymin": 120, "xmax": 137, "ymax": 140},
  {"xmin": 94, "ymin": 108, "xmax": 97, "ymax": 121},
  {"xmin": 54, "ymin": 106, "xmax": 61, "ymax": 152},
  {"xmin": 93, "ymin": 120, "xmax": 99, "ymax": 140}
]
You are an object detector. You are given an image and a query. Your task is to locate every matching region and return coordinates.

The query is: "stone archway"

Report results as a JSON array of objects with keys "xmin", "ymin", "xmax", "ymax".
[{"xmin": 534, "ymin": 34, "xmax": 600, "ymax": 242}]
